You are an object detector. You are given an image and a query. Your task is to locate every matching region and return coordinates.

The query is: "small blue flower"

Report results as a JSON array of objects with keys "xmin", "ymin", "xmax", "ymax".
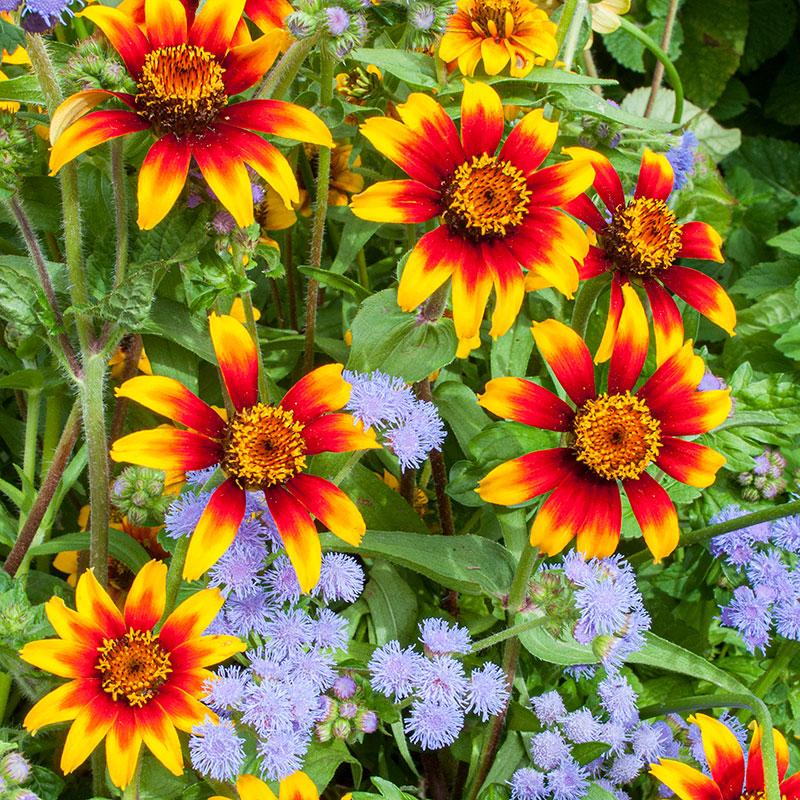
[
  {"xmin": 164, "ymin": 492, "xmax": 211, "ymax": 538},
  {"xmin": 202, "ymin": 665, "xmax": 248, "ymax": 712},
  {"xmin": 630, "ymin": 720, "xmax": 674, "ymax": 762},
  {"xmin": 208, "ymin": 539, "xmax": 267, "ymax": 599},
  {"xmin": 247, "ymin": 647, "xmax": 290, "ymax": 681},
  {"xmin": 241, "ymin": 680, "xmax": 293, "ymax": 735},
  {"xmin": 324, "ymin": 5, "xmax": 350, "ymax": 34},
  {"xmin": 410, "ymin": 2, "xmax": 436, "ymax": 29},
  {"xmin": 189, "ymin": 717, "xmax": 244, "ymax": 782},
  {"xmin": 264, "ymin": 554, "xmax": 302, "ymax": 604},
  {"xmin": 598, "ymin": 673, "xmax": 639, "ymax": 727},
  {"xmin": 312, "ymin": 608, "xmax": 349, "ymax": 651},
  {"xmin": 342, "ymin": 369, "xmax": 415, "ymax": 430},
  {"xmin": 263, "ymin": 608, "xmax": 314, "ymax": 659},
  {"xmin": 314, "ymin": 553, "xmax": 365, "ymax": 603},
  {"xmin": 531, "ymin": 690, "xmax": 567, "ymax": 726},
  {"xmin": 288, "ymin": 648, "xmax": 337, "ymax": 692},
  {"xmin": 562, "ymin": 708, "xmax": 603, "ymax": 744},
  {"xmin": 530, "ymin": 730, "xmax": 571, "ymax": 770},
  {"xmin": 747, "ymin": 550, "xmax": 796, "ymax": 603},
  {"xmin": 510, "ymin": 767, "xmax": 547, "ymax": 800},
  {"xmin": 368, "ymin": 641, "xmax": 425, "ymax": 700},
  {"xmin": 1, "ymin": 752, "xmax": 30, "ymax": 782},
  {"xmin": 419, "ymin": 618, "xmax": 472, "ymax": 656},
  {"xmin": 546, "ymin": 760, "xmax": 589, "ymax": 800},
  {"xmin": 562, "ymin": 551, "xmax": 596, "ymax": 587},
  {"xmin": 665, "ymin": 130, "xmax": 698, "ymax": 191},
  {"xmin": 333, "ymin": 675, "xmax": 357, "ymax": 699},
  {"xmin": 772, "ymin": 515, "xmax": 800, "ymax": 553},
  {"xmin": 608, "ymin": 752, "xmax": 642, "ymax": 784},
  {"xmin": 385, "ymin": 399, "xmax": 446, "ymax": 470},
  {"xmin": 404, "ymin": 699, "xmax": 464, "ymax": 750},
  {"xmin": 257, "ymin": 729, "xmax": 310, "ymax": 781},
  {"xmin": 774, "ymin": 599, "xmax": 800, "ymax": 639},
  {"xmin": 719, "ymin": 584, "xmax": 772, "ymax": 653},
  {"xmin": 24, "ymin": 0, "xmax": 82, "ymax": 26},
  {"xmin": 465, "ymin": 662, "xmax": 509, "ymax": 721},
  {"xmin": 563, "ymin": 664, "xmax": 597, "ymax": 681},
  {"xmin": 417, "ymin": 655, "xmax": 467, "ymax": 705},
  {"xmin": 224, "ymin": 593, "xmax": 275, "ymax": 637}
]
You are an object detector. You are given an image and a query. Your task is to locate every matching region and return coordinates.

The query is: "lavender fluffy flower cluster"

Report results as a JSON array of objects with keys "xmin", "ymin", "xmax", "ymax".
[
  {"xmin": 710, "ymin": 504, "xmax": 800, "ymax": 653},
  {"xmin": 343, "ymin": 369, "xmax": 446, "ymax": 470},
  {"xmin": 368, "ymin": 618, "xmax": 508, "ymax": 750},
  {"xmin": 665, "ymin": 130, "xmax": 698, "ymax": 191},
  {"xmin": 0, "ymin": 0, "xmax": 81, "ymax": 30},
  {"xmin": 511, "ymin": 672, "xmax": 678, "ymax": 800}
]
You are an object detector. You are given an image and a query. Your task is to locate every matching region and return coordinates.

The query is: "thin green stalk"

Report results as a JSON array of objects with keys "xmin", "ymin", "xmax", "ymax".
[
  {"xmin": 553, "ymin": 0, "xmax": 579, "ymax": 57},
  {"xmin": 644, "ymin": 0, "xmax": 680, "ymax": 117},
  {"xmin": 569, "ymin": 273, "xmax": 611, "ymax": 341},
  {"xmin": 751, "ymin": 641, "xmax": 800, "ymax": 699},
  {"xmin": 302, "ymin": 56, "xmax": 334, "ymax": 375},
  {"xmin": 0, "ymin": 672, "xmax": 11, "ymax": 723},
  {"xmin": 111, "ymin": 139, "xmax": 129, "ymax": 289},
  {"xmin": 331, "ymin": 450, "xmax": 365, "ymax": 486},
  {"xmin": 420, "ymin": 283, "xmax": 449, "ymax": 322},
  {"xmin": 22, "ymin": 385, "xmax": 41, "ymax": 486},
  {"xmin": 471, "ymin": 616, "xmax": 549, "ymax": 653},
  {"xmin": 560, "ymin": 0, "xmax": 588, "ymax": 71},
  {"xmin": 121, "ymin": 752, "xmax": 142, "ymax": 800},
  {"xmin": 40, "ymin": 393, "xmax": 62, "ymax": 478},
  {"xmin": 617, "ymin": 17, "xmax": 684, "ymax": 124},
  {"xmin": 357, "ymin": 249, "xmax": 370, "ymax": 290},
  {"xmin": 92, "ymin": 749, "xmax": 106, "ymax": 798},
  {"xmin": 255, "ymin": 36, "xmax": 316, "ymax": 101}
]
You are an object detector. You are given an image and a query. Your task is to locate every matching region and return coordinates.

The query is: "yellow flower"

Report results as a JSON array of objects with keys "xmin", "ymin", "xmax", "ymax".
[
  {"xmin": 296, "ymin": 143, "xmax": 365, "ymax": 216},
  {"xmin": 211, "ymin": 771, "xmax": 320, "ymax": 800}
]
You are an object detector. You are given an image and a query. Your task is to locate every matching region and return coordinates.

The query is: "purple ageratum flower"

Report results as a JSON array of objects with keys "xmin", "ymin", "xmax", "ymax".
[
  {"xmin": 284, "ymin": 677, "xmax": 325, "ymax": 727},
  {"xmin": 189, "ymin": 717, "xmax": 245, "ymax": 781},
  {"xmin": 709, "ymin": 505, "xmax": 771, "ymax": 567},
  {"xmin": 324, "ymin": 6, "xmax": 350, "ymax": 35},
  {"xmin": 312, "ymin": 607, "xmax": 349, "ymax": 651},
  {"xmin": 247, "ymin": 646, "xmax": 290, "ymax": 681},
  {"xmin": 263, "ymin": 608, "xmax": 314, "ymax": 659},
  {"xmin": 510, "ymin": 767, "xmax": 547, "ymax": 800},
  {"xmin": 314, "ymin": 553, "xmax": 365, "ymax": 603},
  {"xmin": 546, "ymin": 760, "xmax": 589, "ymax": 800},
  {"xmin": 212, "ymin": 209, "xmax": 237, "ymax": 234},
  {"xmin": 288, "ymin": 648, "xmax": 337, "ymax": 692},
  {"xmin": 208, "ymin": 539, "xmax": 267, "ymax": 599},
  {"xmin": 530, "ymin": 730, "xmax": 571, "ymax": 770},
  {"xmin": 342, "ymin": 369, "xmax": 415, "ymax": 431},
  {"xmin": 774, "ymin": 599, "xmax": 800, "ymax": 639},
  {"xmin": 224, "ymin": 593, "xmax": 275, "ymax": 638},
  {"xmin": 630, "ymin": 720, "xmax": 675, "ymax": 763},
  {"xmin": 562, "ymin": 551, "xmax": 596, "ymax": 587},
  {"xmin": 417, "ymin": 655, "xmax": 468, "ymax": 705},
  {"xmin": 573, "ymin": 575, "xmax": 636, "ymax": 641},
  {"xmin": 202, "ymin": 665, "xmax": 248, "ymax": 712},
  {"xmin": 241, "ymin": 680, "xmax": 293, "ymax": 735},
  {"xmin": 164, "ymin": 491, "xmax": 211, "ymax": 538},
  {"xmin": 600, "ymin": 608, "xmax": 651, "ymax": 672},
  {"xmin": 339, "ymin": 700, "xmax": 359, "ymax": 719},
  {"xmin": 600, "ymin": 721, "xmax": 629, "ymax": 754},
  {"xmin": 257, "ymin": 729, "xmax": 310, "ymax": 781},
  {"xmin": 24, "ymin": 0, "xmax": 81, "ymax": 26},
  {"xmin": 357, "ymin": 709, "xmax": 378, "ymax": 732},
  {"xmin": 665, "ymin": 130, "xmax": 698, "ymax": 191},
  {"xmin": 385, "ymin": 399, "xmax": 446, "ymax": 470},
  {"xmin": 185, "ymin": 466, "xmax": 216, "ymax": 486},
  {"xmin": 563, "ymin": 664, "xmax": 597, "ymax": 681},
  {"xmin": 264, "ymin": 554, "xmax": 302, "ymax": 604},
  {"xmin": 531, "ymin": 690, "xmax": 567, "ymax": 726},
  {"xmin": 404, "ymin": 699, "xmax": 464, "ymax": 749},
  {"xmin": 1, "ymin": 752, "xmax": 30, "ymax": 782},
  {"xmin": 561, "ymin": 708, "xmax": 603, "ymax": 744},
  {"xmin": 608, "ymin": 753, "xmax": 642, "ymax": 784},
  {"xmin": 719, "ymin": 584, "xmax": 773, "ymax": 653},
  {"xmin": 465, "ymin": 662, "xmax": 509, "ymax": 720},
  {"xmin": 368, "ymin": 641, "xmax": 425, "ymax": 700},
  {"xmin": 419, "ymin": 617, "xmax": 472, "ymax": 656},
  {"xmin": 747, "ymin": 550, "xmax": 797, "ymax": 603},
  {"xmin": 410, "ymin": 2, "xmax": 436, "ymax": 30},
  {"xmin": 698, "ymin": 371, "xmax": 727, "ymax": 392},
  {"xmin": 772, "ymin": 515, "xmax": 800, "ymax": 553},
  {"xmin": 598, "ymin": 673, "xmax": 639, "ymax": 728},
  {"xmin": 333, "ymin": 675, "xmax": 357, "ymax": 699}
]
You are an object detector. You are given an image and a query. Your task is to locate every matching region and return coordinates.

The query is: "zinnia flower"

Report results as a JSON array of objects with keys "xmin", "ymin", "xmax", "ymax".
[
  {"xmin": 438, "ymin": 0, "xmax": 558, "ymax": 77},
  {"xmin": 350, "ymin": 80, "xmax": 593, "ymax": 356},
  {"xmin": 560, "ymin": 146, "xmax": 735, "ymax": 365},
  {"xmin": 650, "ymin": 713, "xmax": 800, "ymax": 800},
  {"xmin": 211, "ymin": 770, "xmax": 320, "ymax": 800},
  {"xmin": 110, "ymin": 313, "xmax": 379, "ymax": 590},
  {"xmin": 19, "ymin": 561, "xmax": 245, "ymax": 788},
  {"xmin": 48, "ymin": 0, "xmax": 332, "ymax": 229},
  {"xmin": 476, "ymin": 290, "xmax": 731, "ymax": 560}
]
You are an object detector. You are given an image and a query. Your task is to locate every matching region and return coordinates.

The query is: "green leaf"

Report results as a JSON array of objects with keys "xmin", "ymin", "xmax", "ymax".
[
  {"xmin": 765, "ymin": 49, "xmax": 800, "ymax": 126},
  {"xmin": 481, "ymin": 732, "xmax": 525, "ymax": 792},
  {"xmin": 28, "ymin": 529, "xmax": 150, "ymax": 574},
  {"xmin": 351, "ymin": 48, "xmax": 438, "ymax": 89},
  {"xmin": 92, "ymin": 263, "xmax": 168, "ymax": 329},
  {"xmin": 298, "ymin": 264, "xmax": 370, "ymax": 302},
  {"xmin": 0, "ymin": 16, "xmax": 25, "ymax": 58},
  {"xmin": 572, "ymin": 743, "xmax": 612, "ymax": 766},
  {"xmin": 0, "ymin": 75, "xmax": 44, "ymax": 105},
  {"xmin": 551, "ymin": 84, "xmax": 672, "ymax": 131},
  {"xmin": 29, "ymin": 766, "xmax": 65, "ymax": 800},
  {"xmin": 331, "ymin": 218, "xmax": 381, "ymax": 275},
  {"xmin": 364, "ymin": 560, "xmax": 418, "ymax": 644},
  {"xmin": 432, "ymin": 380, "xmax": 489, "ymax": 454},
  {"xmin": 740, "ymin": 0, "xmax": 797, "ymax": 72},
  {"xmin": 723, "ymin": 137, "xmax": 800, "ymax": 199},
  {"xmin": 0, "ymin": 254, "xmax": 68, "ymax": 339},
  {"xmin": 729, "ymin": 259, "xmax": 800, "ymax": 298},
  {"xmin": 490, "ymin": 311, "xmax": 533, "ymax": 379},
  {"xmin": 138, "ymin": 752, "xmax": 186, "ymax": 800},
  {"xmin": 131, "ymin": 205, "xmax": 210, "ymax": 264},
  {"xmin": 767, "ymin": 227, "xmax": 800, "ymax": 255},
  {"xmin": 142, "ymin": 298, "xmax": 215, "ymax": 362},
  {"xmin": 0, "ymin": 369, "xmax": 43, "ymax": 391},
  {"xmin": 141, "ymin": 334, "xmax": 200, "ymax": 395},
  {"xmin": 519, "ymin": 622, "xmax": 597, "ymax": 665},
  {"xmin": 347, "ymin": 288, "xmax": 457, "ymax": 383},
  {"xmin": 302, "ymin": 740, "xmax": 360, "ymax": 793}
]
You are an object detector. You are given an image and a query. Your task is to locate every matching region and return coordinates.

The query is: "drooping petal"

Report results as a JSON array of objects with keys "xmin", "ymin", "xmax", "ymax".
[
  {"xmin": 608, "ymin": 283, "xmax": 649, "ymax": 394},
  {"xmin": 145, "ymin": 0, "xmax": 187, "ymax": 48},
  {"xmin": 634, "ymin": 148, "xmax": 674, "ymax": 201},
  {"xmin": 75, "ymin": 568, "xmax": 125, "ymax": 636},
  {"xmin": 644, "ymin": 278, "xmax": 684, "ymax": 366},
  {"xmin": 279, "ymin": 772, "xmax": 320, "ymax": 800},
  {"xmin": 188, "ymin": 0, "xmax": 245, "ymax": 59},
  {"xmin": 395, "ymin": 92, "xmax": 463, "ymax": 178},
  {"xmin": 350, "ymin": 180, "xmax": 441, "ymax": 223},
  {"xmin": 660, "ymin": 265, "xmax": 737, "ymax": 337},
  {"xmin": 60, "ymin": 698, "xmax": 118, "ymax": 775},
  {"xmin": 451, "ymin": 242, "xmax": 493, "ymax": 341},
  {"xmin": 192, "ymin": 130, "xmax": 254, "ymax": 227},
  {"xmin": 747, "ymin": 723, "xmax": 790, "ymax": 792},
  {"xmin": 688, "ymin": 714, "xmax": 746, "ymax": 800},
  {"xmin": 531, "ymin": 318, "xmax": 596, "ymax": 406},
  {"xmin": 677, "ymin": 221, "xmax": 724, "ymax": 262},
  {"xmin": 23, "ymin": 680, "xmax": 98, "ymax": 733},
  {"xmin": 637, "ymin": 340, "xmax": 705, "ymax": 411},
  {"xmin": 169, "ymin": 635, "xmax": 246, "ymax": 671},
  {"xmin": 460, "ymin": 79, "xmax": 504, "ymax": 160},
  {"xmin": 286, "ymin": 473, "xmax": 366, "ymax": 546},
  {"xmin": 208, "ymin": 312, "xmax": 258, "ymax": 411},
  {"xmin": 477, "ymin": 377, "xmax": 573, "ymax": 431},
  {"xmin": 649, "ymin": 760, "xmax": 724, "ymax": 800},
  {"xmin": 622, "ymin": 473, "xmax": 679, "ymax": 563},
  {"xmin": 160, "ymin": 587, "xmax": 226, "ymax": 651},
  {"xmin": 106, "ymin": 707, "xmax": 142, "ymax": 790},
  {"xmin": 280, "ymin": 363, "xmax": 350, "ymax": 425},
  {"xmin": 396, "ymin": 227, "xmax": 458, "ymax": 312},
  {"xmin": 499, "ymin": 108, "xmax": 557, "ymax": 179},
  {"xmin": 575, "ymin": 477, "xmax": 622, "ymax": 559},
  {"xmin": 183, "ymin": 478, "xmax": 248, "ymax": 582},
  {"xmin": 123, "ymin": 560, "xmax": 167, "ymax": 631},
  {"xmin": 483, "ymin": 239, "xmax": 525, "ymax": 340},
  {"xmin": 477, "ymin": 448, "xmax": 576, "ymax": 506},
  {"xmin": 49, "ymin": 89, "xmax": 137, "ymax": 145},
  {"xmin": 136, "ymin": 134, "xmax": 192, "ymax": 230},
  {"xmin": 134, "ymin": 703, "xmax": 183, "ymax": 776},
  {"xmin": 301, "ymin": 414, "xmax": 380, "ymax": 455},
  {"xmin": 221, "ymin": 99, "xmax": 334, "ymax": 148},
  {"xmin": 222, "ymin": 29, "xmax": 282, "ymax": 95},
  {"xmin": 264, "ymin": 485, "xmax": 322, "ymax": 593},
  {"xmin": 115, "ymin": 375, "xmax": 225, "ymax": 439},
  {"xmin": 49, "ymin": 110, "xmax": 150, "ymax": 175},
  {"xmin": 79, "ymin": 5, "xmax": 150, "ymax": 77},
  {"xmin": 526, "ymin": 160, "xmax": 595, "ymax": 207},
  {"xmin": 656, "ymin": 390, "xmax": 732, "ymax": 436},
  {"xmin": 110, "ymin": 429, "xmax": 222, "ymax": 471},
  {"xmin": 562, "ymin": 146, "xmax": 625, "ymax": 214},
  {"xmin": 655, "ymin": 437, "xmax": 726, "ymax": 489}
]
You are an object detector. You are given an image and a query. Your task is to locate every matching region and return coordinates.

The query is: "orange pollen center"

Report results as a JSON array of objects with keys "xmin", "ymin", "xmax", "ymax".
[
  {"xmin": 96, "ymin": 629, "xmax": 171, "ymax": 708},
  {"xmin": 222, "ymin": 403, "xmax": 307, "ymax": 489},
  {"xmin": 572, "ymin": 391, "xmax": 662, "ymax": 481},
  {"xmin": 604, "ymin": 197, "xmax": 682, "ymax": 275},
  {"xmin": 136, "ymin": 44, "xmax": 227, "ymax": 135},
  {"xmin": 469, "ymin": 0, "xmax": 520, "ymax": 40},
  {"xmin": 442, "ymin": 153, "xmax": 531, "ymax": 241}
]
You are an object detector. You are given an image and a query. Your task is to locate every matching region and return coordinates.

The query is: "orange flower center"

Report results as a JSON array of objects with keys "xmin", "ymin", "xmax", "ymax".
[
  {"xmin": 572, "ymin": 391, "xmax": 662, "ymax": 481},
  {"xmin": 96, "ymin": 629, "xmax": 172, "ymax": 707},
  {"xmin": 442, "ymin": 153, "xmax": 531, "ymax": 240},
  {"xmin": 468, "ymin": 0, "xmax": 521, "ymax": 40},
  {"xmin": 222, "ymin": 403, "xmax": 307, "ymax": 489},
  {"xmin": 136, "ymin": 44, "xmax": 227, "ymax": 135},
  {"xmin": 605, "ymin": 198, "xmax": 682, "ymax": 275}
]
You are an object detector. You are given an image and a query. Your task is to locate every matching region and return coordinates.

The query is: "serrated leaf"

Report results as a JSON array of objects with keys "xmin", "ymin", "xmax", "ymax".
[
  {"xmin": 729, "ymin": 259, "xmax": 800, "ymax": 298},
  {"xmin": 767, "ymin": 227, "xmax": 800, "ymax": 256},
  {"xmin": 131, "ymin": 205, "xmax": 210, "ymax": 264},
  {"xmin": 0, "ymin": 75, "xmax": 44, "ymax": 105},
  {"xmin": 351, "ymin": 48, "xmax": 438, "ymax": 89}
]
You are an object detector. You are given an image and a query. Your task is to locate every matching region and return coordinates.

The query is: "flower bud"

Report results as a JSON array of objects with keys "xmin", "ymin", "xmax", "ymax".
[
  {"xmin": 356, "ymin": 709, "xmax": 378, "ymax": 733},
  {"xmin": 1, "ymin": 752, "xmax": 30, "ymax": 783},
  {"xmin": 332, "ymin": 718, "xmax": 352, "ymax": 739},
  {"xmin": 333, "ymin": 675, "xmax": 357, "ymax": 699},
  {"xmin": 339, "ymin": 700, "xmax": 358, "ymax": 719}
]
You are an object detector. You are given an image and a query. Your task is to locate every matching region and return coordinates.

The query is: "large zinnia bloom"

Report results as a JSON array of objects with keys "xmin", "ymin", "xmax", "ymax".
[
  {"xmin": 559, "ymin": 146, "xmax": 735, "ymax": 365},
  {"xmin": 350, "ymin": 80, "xmax": 593, "ymax": 356},
  {"xmin": 438, "ymin": 0, "xmax": 557, "ymax": 77},
  {"xmin": 212, "ymin": 771, "xmax": 320, "ymax": 800},
  {"xmin": 651, "ymin": 714, "xmax": 800, "ymax": 800},
  {"xmin": 48, "ymin": 0, "xmax": 332, "ymax": 229},
  {"xmin": 477, "ymin": 288, "xmax": 731, "ymax": 560},
  {"xmin": 110, "ymin": 314, "xmax": 379, "ymax": 590},
  {"xmin": 19, "ymin": 561, "xmax": 244, "ymax": 788}
]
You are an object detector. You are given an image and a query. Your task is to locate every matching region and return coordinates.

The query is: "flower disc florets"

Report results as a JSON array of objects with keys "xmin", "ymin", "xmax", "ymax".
[
  {"xmin": 96, "ymin": 629, "xmax": 172, "ymax": 707},
  {"xmin": 470, "ymin": 0, "xmax": 522, "ymax": 39},
  {"xmin": 442, "ymin": 153, "xmax": 531, "ymax": 241},
  {"xmin": 136, "ymin": 44, "xmax": 227, "ymax": 135},
  {"xmin": 572, "ymin": 392, "xmax": 662, "ymax": 481},
  {"xmin": 604, "ymin": 197, "xmax": 682, "ymax": 275},
  {"xmin": 222, "ymin": 403, "xmax": 307, "ymax": 489}
]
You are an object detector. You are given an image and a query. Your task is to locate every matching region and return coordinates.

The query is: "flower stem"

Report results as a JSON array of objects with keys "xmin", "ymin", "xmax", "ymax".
[
  {"xmin": 163, "ymin": 534, "xmax": 190, "ymax": 617},
  {"xmin": 569, "ymin": 273, "xmax": 610, "ymax": 341},
  {"xmin": 420, "ymin": 283, "xmax": 449, "ymax": 322},
  {"xmin": 560, "ymin": 0, "xmax": 588, "ymax": 72},
  {"xmin": 643, "ymin": 0, "xmax": 680, "ymax": 117},
  {"xmin": 302, "ymin": 56, "xmax": 334, "ymax": 375},
  {"xmin": 471, "ymin": 615, "xmax": 549, "ymax": 653},
  {"xmin": 0, "ymin": 672, "xmax": 10, "ymax": 723},
  {"xmin": 21, "ymin": 383, "xmax": 41, "ymax": 486},
  {"xmin": 553, "ymin": 0, "xmax": 578, "ymax": 58},
  {"xmin": 751, "ymin": 640, "xmax": 800, "ymax": 699},
  {"xmin": 108, "ymin": 335, "xmax": 144, "ymax": 446},
  {"xmin": 111, "ymin": 139, "xmax": 129, "ymax": 289},
  {"xmin": 256, "ymin": 36, "xmax": 316, "ymax": 101}
]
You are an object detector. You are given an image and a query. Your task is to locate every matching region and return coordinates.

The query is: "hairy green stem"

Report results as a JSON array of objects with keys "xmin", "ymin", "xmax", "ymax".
[
  {"xmin": 617, "ymin": 17, "xmax": 684, "ymax": 124},
  {"xmin": 22, "ymin": 384, "xmax": 41, "ymax": 486},
  {"xmin": 751, "ymin": 641, "xmax": 800, "ymax": 699},
  {"xmin": 0, "ymin": 672, "xmax": 10, "ymax": 723},
  {"xmin": 111, "ymin": 139, "xmax": 129, "ymax": 289},
  {"xmin": 255, "ymin": 36, "xmax": 315, "ymax": 101},
  {"xmin": 643, "ymin": 0, "xmax": 680, "ymax": 117},
  {"xmin": 40, "ymin": 392, "xmax": 62, "ymax": 478},
  {"xmin": 302, "ymin": 56, "xmax": 334, "ymax": 375},
  {"xmin": 560, "ymin": 0, "xmax": 588, "ymax": 71},
  {"xmin": 471, "ymin": 616, "xmax": 549, "ymax": 653},
  {"xmin": 553, "ymin": 0, "xmax": 579, "ymax": 58}
]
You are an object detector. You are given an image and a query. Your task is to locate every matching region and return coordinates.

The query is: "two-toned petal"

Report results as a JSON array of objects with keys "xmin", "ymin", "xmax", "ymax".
[
  {"xmin": 223, "ymin": 99, "xmax": 334, "ymax": 148},
  {"xmin": 478, "ymin": 448, "xmax": 575, "ymax": 506},
  {"xmin": 280, "ymin": 363, "xmax": 350, "ymax": 425},
  {"xmin": 660, "ymin": 266, "xmax": 737, "ymax": 337},
  {"xmin": 622, "ymin": 473, "xmax": 679, "ymax": 563},
  {"xmin": 350, "ymin": 180, "xmax": 441, "ymax": 224},
  {"xmin": 397, "ymin": 227, "xmax": 460, "ymax": 312},
  {"xmin": 477, "ymin": 376, "xmax": 573, "ymax": 431},
  {"xmin": 656, "ymin": 390, "xmax": 732, "ymax": 436},
  {"xmin": 136, "ymin": 134, "xmax": 192, "ymax": 230},
  {"xmin": 302, "ymin": 414, "xmax": 380, "ymax": 455},
  {"xmin": 124, "ymin": 560, "xmax": 167, "ymax": 630},
  {"xmin": 531, "ymin": 319, "xmax": 596, "ymax": 406},
  {"xmin": 208, "ymin": 312, "xmax": 259, "ymax": 411},
  {"xmin": 286, "ymin": 473, "xmax": 366, "ymax": 546},
  {"xmin": 60, "ymin": 694, "xmax": 119, "ymax": 775},
  {"xmin": 460, "ymin": 80, "xmax": 504, "ymax": 160},
  {"xmin": 634, "ymin": 149, "xmax": 674, "ymax": 201},
  {"xmin": 110, "ymin": 429, "xmax": 222, "ymax": 471},
  {"xmin": 608, "ymin": 284, "xmax": 648, "ymax": 394},
  {"xmin": 649, "ymin": 760, "xmax": 723, "ymax": 800},
  {"xmin": 688, "ymin": 714, "xmax": 745, "ymax": 800},
  {"xmin": 677, "ymin": 221, "xmax": 724, "ymax": 262},
  {"xmin": 655, "ymin": 437, "xmax": 726, "ymax": 489}
]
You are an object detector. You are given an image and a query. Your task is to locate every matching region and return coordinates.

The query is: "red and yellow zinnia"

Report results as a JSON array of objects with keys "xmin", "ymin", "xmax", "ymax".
[
  {"xmin": 350, "ymin": 80, "xmax": 593, "ymax": 356},
  {"xmin": 560, "ymin": 147, "xmax": 736, "ymax": 365},
  {"xmin": 110, "ymin": 313, "xmax": 379, "ymax": 590},
  {"xmin": 48, "ymin": 0, "xmax": 332, "ymax": 230},
  {"xmin": 477, "ymin": 287, "xmax": 731, "ymax": 560},
  {"xmin": 19, "ymin": 561, "xmax": 244, "ymax": 788},
  {"xmin": 650, "ymin": 714, "xmax": 800, "ymax": 800},
  {"xmin": 211, "ymin": 770, "xmax": 320, "ymax": 800}
]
